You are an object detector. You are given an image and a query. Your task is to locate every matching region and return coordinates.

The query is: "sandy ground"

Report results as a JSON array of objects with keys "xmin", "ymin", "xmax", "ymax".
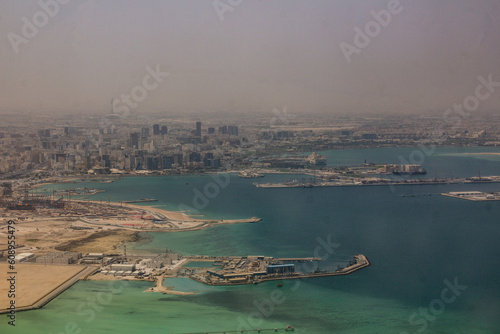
[
  {"xmin": 76, "ymin": 200, "xmax": 202, "ymax": 222},
  {"xmin": 145, "ymin": 285, "xmax": 195, "ymax": 295},
  {"xmin": 67, "ymin": 200, "xmax": 259, "ymax": 232},
  {"xmin": 0, "ymin": 263, "xmax": 86, "ymax": 310},
  {"xmin": 0, "ymin": 200, "xmax": 203, "ymax": 256},
  {"xmin": 0, "ymin": 217, "xmax": 138, "ymax": 255},
  {"xmin": 86, "ymin": 273, "xmax": 195, "ymax": 295},
  {"xmin": 0, "ymin": 196, "xmax": 258, "ymax": 258},
  {"xmin": 146, "ymin": 274, "xmax": 195, "ymax": 295},
  {"xmin": 55, "ymin": 229, "xmax": 139, "ymax": 254}
]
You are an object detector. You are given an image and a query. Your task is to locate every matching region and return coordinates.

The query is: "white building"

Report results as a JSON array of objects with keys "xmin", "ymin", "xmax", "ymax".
[{"xmin": 15, "ymin": 253, "xmax": 35, "ymax": 262}]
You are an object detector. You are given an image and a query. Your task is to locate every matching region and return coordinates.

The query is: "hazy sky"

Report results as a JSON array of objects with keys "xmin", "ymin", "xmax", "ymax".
[{"xmin": 1, "ymin": 0, "xmax": 500, "ymax": 116}]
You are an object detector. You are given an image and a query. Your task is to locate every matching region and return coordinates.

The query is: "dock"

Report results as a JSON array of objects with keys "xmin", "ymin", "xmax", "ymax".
[
  {"xmin": 254, "ymin": 175, "xmax": 500, "ymax": 189},
  {"xmin": 216, "ymin": 217, "xmax": 262, "ymax": 224},
  {"xmin": 274, "ymin": 257, "xmax": 320, "ymax": 262},
  {"xmin": 184, "ymin": 256, "xmax": 318, "ymax": 263},
  {"xmin": 189, "ymin": 254, "xmax": 370, "ymax": 286},
  {"xmin": 256, "ymin": 254, "xmax": 370, "ymax": 283},
  {"xmin": 441, "ymin": 191, "xmax": 500, "ymax": 201}
]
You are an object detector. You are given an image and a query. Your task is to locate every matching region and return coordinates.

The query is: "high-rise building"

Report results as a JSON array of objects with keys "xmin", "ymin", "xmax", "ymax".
[
  {"xmin": 228, "ymin": 126, "xmax": 238, "ymax": 136},
  {"xmin": 160, "ymin": 126, "xmax": 168, "ymax": 135},
  {"xmin": 208, "ymin": 127, "xmax": 215, "ymax": 134},
  {"xmin": 101, "ymin": 155, "xmax": 111, "ymax": 168},
  {"xmin": 195, "ymin": 122, "xmax": 202, "ymax": 137},
  {"xmin": 153, "ymin": 124, "xmax": 160, "ymax": 135},
  {"xmin": 173, "ymin": 153, "xmax": 183, "ymax": 166},
  {"xmin": 38, "ymin": 129, "xmax": 51, "ymax": 137},
  {"xmin": 84, "ymin": 156, "xmax": 92, "ymax": 170},
  {"xmin": 161, "ymin": 156, "xmax": 174, "ymax": 169},
  {"xmin": 141, "ymin": 127, "xmax": 150, "ymax": 137},
  {"xmin": 189, "ymin": 152, "xmax": 201, "ymax": 162},
  {"xmin": 130, "ymin": 132, "xmax": 139, "ymax": 148},
  {"xmin": 219, "ymin": 126, "xmax": 228, "ymax": 135},
  {"xmin": 146, "ymin": 157, "xmax": 160, "ymax": 170}
]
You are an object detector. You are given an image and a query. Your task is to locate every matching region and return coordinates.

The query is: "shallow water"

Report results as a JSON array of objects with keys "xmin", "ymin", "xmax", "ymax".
[{"xmin": 9, "ymin": 147, "xmax": 500, "ymax": 333}]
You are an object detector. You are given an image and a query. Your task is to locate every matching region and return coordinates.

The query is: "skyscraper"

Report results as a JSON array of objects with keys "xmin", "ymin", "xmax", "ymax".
[
  {"xmin": 195, "ymin": 121, "xmax": 201, "ymax": 137},
  {"xmin": 130, "ymin": 132, "xmax": 139, "ymax": 148},
  {"xmin": 153, "ymin": 124, "xmax": 160, "ymax": 135},
  {"xmin": 228, "ymin": 125, "xmax": 238, "ymax": 136}
]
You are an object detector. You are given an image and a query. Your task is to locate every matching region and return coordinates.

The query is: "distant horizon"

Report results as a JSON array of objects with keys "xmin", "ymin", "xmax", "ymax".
[
  {"xmin": 1, "ymin": 108, "xmax": 499, "ymax": 119},
  {"xmin": 1, "ymin": 0, "xmax": 500, "ymax": 116}
]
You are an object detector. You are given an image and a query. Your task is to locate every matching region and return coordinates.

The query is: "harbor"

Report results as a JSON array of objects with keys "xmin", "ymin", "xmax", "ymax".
[
  {"xmin": 187, "ymin": 254, "xmax": 370, "ymax": 286},
  {"xmin": 254, "ymin": 175, "xmax": 500, "ymax": 189},
  {"xmin": 0, "ymin": 249, "xmax": 370, "ymax": 315},
  {"xmin": 441, "ymin": 191, "xmax": 500, "ymax": 201},
  {"xmin": 84, "ymin": 252, "xmax": 368, "ymax": 288},
  {"xmin": 2, "ymin": 154, "xmax": 498, "ymax": 332}
]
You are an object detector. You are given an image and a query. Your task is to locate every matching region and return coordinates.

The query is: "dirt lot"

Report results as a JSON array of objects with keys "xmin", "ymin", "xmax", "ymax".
[{"xmin": 0, "ymin": 263, "xmax": 86, "ymax": 310}]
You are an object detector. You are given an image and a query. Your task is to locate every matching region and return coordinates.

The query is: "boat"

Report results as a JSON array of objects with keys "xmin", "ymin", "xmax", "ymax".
[
  {"xmin": 277, "ymin": 282, "xmax": 283, "ymax": 287},
  {"xmin": 238, "ymin": 171, "xmax": 265, "ymax": 178}
]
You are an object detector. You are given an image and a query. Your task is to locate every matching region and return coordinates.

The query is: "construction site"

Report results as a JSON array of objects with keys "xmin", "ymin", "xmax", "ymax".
[{"xmin": 1, "ymin": 182, "xmax": 65, "ymax": 211}]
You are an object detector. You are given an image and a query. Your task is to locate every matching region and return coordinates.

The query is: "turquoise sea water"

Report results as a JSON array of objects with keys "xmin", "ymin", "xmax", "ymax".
[{"xmin": 7, "ymin": 147, "xmax": 500, "ymax": 333}]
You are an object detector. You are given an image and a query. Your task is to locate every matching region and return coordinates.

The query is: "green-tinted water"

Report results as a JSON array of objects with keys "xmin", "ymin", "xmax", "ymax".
[{"xmin": 7, "ymin": 147, "xmax": 500, "ymax": 333}]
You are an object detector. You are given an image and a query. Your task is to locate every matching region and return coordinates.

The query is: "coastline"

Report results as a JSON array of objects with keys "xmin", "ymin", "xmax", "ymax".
[
  {"xmin": 68, "ymin": 198, "xmax": 261, "ymax": 232},
  {"xmin": 4, "ymin": 181, "xmax": 260, "ymax": 257}
]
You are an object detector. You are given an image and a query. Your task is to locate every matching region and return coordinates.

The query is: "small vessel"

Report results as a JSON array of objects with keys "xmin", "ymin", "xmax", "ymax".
[
  {"xmin": 277, "ymin": 282, "xmax": 283, "ymax": 287},
  {"xmin": 238, "ymin": 171, "xmax": 265, "ymax": 178}
]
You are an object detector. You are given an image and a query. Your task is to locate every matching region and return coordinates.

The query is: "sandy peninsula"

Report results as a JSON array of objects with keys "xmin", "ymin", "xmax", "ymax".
[{"xmin": 0, "ymin": 197, "xmax": 259, "ymax": 256}]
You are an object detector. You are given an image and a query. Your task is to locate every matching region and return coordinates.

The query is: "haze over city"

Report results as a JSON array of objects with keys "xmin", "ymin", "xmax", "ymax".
[
  {"xmin": 3, "ymin": 1, "xmax": 500, "ymax": 333},
  {"xmin": 1, "ymin": 0, "xmax": 500, "ymax": 116}
]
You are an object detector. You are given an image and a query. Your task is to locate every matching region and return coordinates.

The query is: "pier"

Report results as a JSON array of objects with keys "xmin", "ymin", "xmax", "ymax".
[
  {"xmin": 252, "ymin": 255, "xmax": 370, "ymax": 283},
  {"xmin": 189, "ymin": 254, "xmax": 370, "ymax": 286},
  {"xmin": 274, "ymin": 257, "xmax": 321, "ymax": 262},
  {"xmin": 254, "ymin": 175, "xmax": 500, "ymax": 189},
  {"xmin": 441, "ymin": 191, "xmax": 500, "ymax": 201}
]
